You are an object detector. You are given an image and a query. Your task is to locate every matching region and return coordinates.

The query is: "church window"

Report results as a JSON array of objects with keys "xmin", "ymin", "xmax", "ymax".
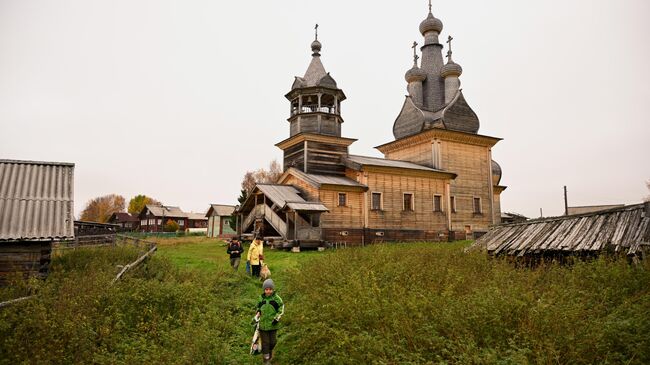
[
  {"xmin": 473, "ymin": 197, "xmax": 482, "ymax": 214},
  {"xmin": 338, "ymin": 193, "xmax": 347, "ymax": 207},
  {"xmin": 371, "ymin": 192, "xmax": 383, "ymax": 211},
  {"xmin": 450, "ymin": 196, "xmax": 457, "ymax": 213},
  {"xmin": 432, "ymin": 141, "xmax": 442, "ymax": 169},
  {"xmin": 141, "ymin": 219, "xmax": 147, "ymax": 226},
  {"xmin": 403, "ymin": 193, "xmax": 414, "ymax": 211},
  {"xmin": 157, "ymin": 219, "xmax": 162, "ymax": 225},
  {"xmin": 434, "ymin": 195, "xmax": 443, "ymax": 212}
]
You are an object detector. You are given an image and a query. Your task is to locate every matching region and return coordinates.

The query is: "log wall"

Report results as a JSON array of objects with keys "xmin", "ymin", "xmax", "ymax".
[
  {"xmin": 0, "ymin": 241, "xmax": 52, "ymax": 286},
  {"xmin": 384, "ymin": 137, "xmax": 494, "ymax": 233},
  {"xmin": 364, "ymin": 171, "xmax": 448, "ymax": 231}
]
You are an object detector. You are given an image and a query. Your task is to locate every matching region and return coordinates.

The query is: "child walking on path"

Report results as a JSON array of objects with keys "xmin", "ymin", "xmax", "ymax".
[
  {"xmin": 226, "ymin": 238, "xmax": 243, "ymax": 270},
  {"xmin": 255, "ymin": 279, "xmax": 284, "ymax": 364}
]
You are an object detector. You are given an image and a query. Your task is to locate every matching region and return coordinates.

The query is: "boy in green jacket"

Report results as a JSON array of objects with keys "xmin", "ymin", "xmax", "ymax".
[{"xmin": 255, "ymin": 279, "xmax": 284, "ymax": 364}]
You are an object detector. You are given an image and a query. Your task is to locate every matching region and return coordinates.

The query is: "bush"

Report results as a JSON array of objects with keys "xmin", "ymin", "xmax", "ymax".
[
  {"xmin": 164, "ymin": 219, "xmax": 179, "ymax": 232},
  {"xmin": 279, "ymin": 243, "xmax": 650, "ymax": 364},
  {"xmin": 0, "ymin": 246, "xmax": 241, "ymax": 365}
]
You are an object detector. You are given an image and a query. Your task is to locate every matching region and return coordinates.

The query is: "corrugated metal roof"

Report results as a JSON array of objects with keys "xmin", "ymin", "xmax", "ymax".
[
  {"xmin": 207, "ymin": 204, "xmax": 235, "ymax": 217},
  {"xmin": 286, "ymin": 168, "xmax": 366, "ymax": 188},
  {"xmin": 345, "ymin": 155, "xmax": 450, "ymax": 173},
  {"xmin": 472, "ymin": 203, "xmax": 650, "ymax": 257},
  {"xmin": 285, "ymin": 201, "xmax": 329, "ymax": 212},
  {"xmin": 0, "ymin": 159, "xmax": 75, "ymax": 241}
]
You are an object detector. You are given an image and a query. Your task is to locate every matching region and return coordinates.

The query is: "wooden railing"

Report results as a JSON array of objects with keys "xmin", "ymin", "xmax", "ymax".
[
  {"xmin": 241, "ymin": 205, "xmax": 288, "ymax": 238},
  {"xmin": 263, "ymin": 205, "xmax": 287, "ymax": 237},
  {"xmin": 242, "ymin": 204, "xmax": 264, "ymax": 232}
]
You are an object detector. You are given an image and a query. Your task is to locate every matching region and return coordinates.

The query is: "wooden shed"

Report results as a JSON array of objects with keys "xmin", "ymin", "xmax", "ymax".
[
  {"xmin": 0, "ymin": 159, "xmax": 75, "ymax": 285},
  {"xmin": 206, "ymin": 204, "xmax": 236, "ymax": 238},
  {"xmin": 471, "ymin": 203, "xmax": 650, "ymax": 261}
]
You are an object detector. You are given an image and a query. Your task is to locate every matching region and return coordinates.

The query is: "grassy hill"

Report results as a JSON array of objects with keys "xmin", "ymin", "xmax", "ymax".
[{"xmin": 1, "ymin": 237, "xmax": 648, "ymax": 364}]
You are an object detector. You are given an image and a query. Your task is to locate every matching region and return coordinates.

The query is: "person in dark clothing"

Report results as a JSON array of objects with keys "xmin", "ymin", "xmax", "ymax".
[
  {"xmin": 226, "ymin": 238, "xmax": 243, "ymax": 270},
  {"xmin": 255, "ymin": 279, "xmax": 284, "ymax": 364}
]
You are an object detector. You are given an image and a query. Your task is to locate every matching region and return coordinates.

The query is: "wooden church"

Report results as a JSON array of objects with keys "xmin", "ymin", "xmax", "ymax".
[{"xmin": 237, "ymin": 5, "xmax": 506, "ymax": 247}]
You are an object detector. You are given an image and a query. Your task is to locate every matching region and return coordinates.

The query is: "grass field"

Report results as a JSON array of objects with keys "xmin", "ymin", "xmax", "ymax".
[{"xmin": 1, "ymin": 237, "xmax": 649, "ymax": 364}]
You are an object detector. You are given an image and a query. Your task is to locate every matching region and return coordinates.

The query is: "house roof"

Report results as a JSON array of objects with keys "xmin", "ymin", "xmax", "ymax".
[
  {"xmin": 206, "ymin": 204, "xmax": 235, "ymax": 217},
  {"xmin": 110, "ymin": 212, "xmax": 139, "ymax": 222},
  {"xmin": 0, "ymin": 159, "xmax": 75, "ymax": 241},
  {"xmin": 186, "ymin": 212, "xmax": 208, "ymax": 221},
  {"xmin": 143, "ymin": 205, "xmax": 187, "ymax": 218},
  {"xmin": 472, "ymin": 203, "xmax": 650, "ymax": 257}
]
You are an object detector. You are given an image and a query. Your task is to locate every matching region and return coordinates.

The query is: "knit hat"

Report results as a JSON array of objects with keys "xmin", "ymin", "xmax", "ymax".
[{"xmin": 262, "ymin": 279, "xmax": 275, "ymax": 291}]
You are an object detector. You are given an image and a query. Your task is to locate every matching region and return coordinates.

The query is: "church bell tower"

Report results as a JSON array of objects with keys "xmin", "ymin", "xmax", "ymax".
[{"xmin": 276, "ymin": 25, "xmax": 356, "ymax": 176}]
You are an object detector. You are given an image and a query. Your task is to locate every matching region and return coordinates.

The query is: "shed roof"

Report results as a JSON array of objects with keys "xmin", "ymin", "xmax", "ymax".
[
  {"xmin": 206, "ymin": 204, "xmax": 235, "ymax": 217},
  {"xmin": 472, "ymin": 203, "xmax": 650, "ymax": 257},
  {"xmin": 245, "ymin": 184, "xmax": 328, "ymax": 212},
  {"xmin": 0, "ymin": 159, "xmax": 75, "ymax": 241}
]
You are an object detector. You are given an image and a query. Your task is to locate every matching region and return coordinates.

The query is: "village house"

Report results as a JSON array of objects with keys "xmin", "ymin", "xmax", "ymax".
[
  {"xmin": 186, "ymin": 212, "xmax": 208, "ymax": 231},
  {"xmin": 138, "ymin": 205, "xmax": 186, "ymax": 232},
  {"xmin": 206, "ymin": 204, "xmax": 236, "ymax": 238},
  {"xmin": 108, "ymin": 212, "xmax": 139, "ymax": 231},
  {"xmin": 0, "ymin": 159, "xmax": 75, "ymax": 285},
  {"xmin": 237, "ymin": 6, "xmax": 506, "ymax": 246},
  {"xmin": 138, "ymin": 205, "xmax": 207, "ymax": 233}
]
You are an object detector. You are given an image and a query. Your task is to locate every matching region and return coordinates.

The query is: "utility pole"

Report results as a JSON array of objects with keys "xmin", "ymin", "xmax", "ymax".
[
  {"xmin": 564, "ymin": 185, "xmax": 569, "ymax": 215},
  {"xmin": 540, "ymin": 208, "xmax": 543, "ymax": 218}
]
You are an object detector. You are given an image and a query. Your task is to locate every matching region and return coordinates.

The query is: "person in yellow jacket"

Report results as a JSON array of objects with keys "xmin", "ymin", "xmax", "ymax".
[{"xmin": 247, "ymin": 237, "xmax": 264, "ymax": 277}]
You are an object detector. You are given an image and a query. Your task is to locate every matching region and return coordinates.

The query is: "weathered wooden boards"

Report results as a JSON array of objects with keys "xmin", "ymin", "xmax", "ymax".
[
  {"xmin": 473, "ymin": 204, "xmax": 650, "ymax": 257},
  {"xmin": 0, "ymin": 241, "xmax": 51, "ymax": 285}
]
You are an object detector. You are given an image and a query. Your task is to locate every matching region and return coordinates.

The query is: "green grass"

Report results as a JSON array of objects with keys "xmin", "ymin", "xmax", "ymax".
[{"xmin": 1, "ymin": 238, "xmax": 649, "ymax": 364}]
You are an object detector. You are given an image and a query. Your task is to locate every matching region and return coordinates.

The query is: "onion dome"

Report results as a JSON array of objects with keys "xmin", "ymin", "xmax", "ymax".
[
  {"xmin": 311, "ymin": 39, "xmax": 322, "ymax": 56},
  {"xmin": 491, "ymin": 160, "xmax": 502, "ymax": 185},
  {"xmin": 405, "ymin": 64, "xmax": 427, "ymax": 83},
  {"xmin": 419, "ymin": 12, "xmax": 443, "ymax": 35},
  {"xmin": 441, "ymin": 58, "xmax": 463, "ymax": 78}
]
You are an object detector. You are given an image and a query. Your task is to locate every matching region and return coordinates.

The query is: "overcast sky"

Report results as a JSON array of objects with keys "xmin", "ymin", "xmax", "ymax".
[{"xmin": 1, "ymin": 0, "xmax": 648, "ymax": 219}]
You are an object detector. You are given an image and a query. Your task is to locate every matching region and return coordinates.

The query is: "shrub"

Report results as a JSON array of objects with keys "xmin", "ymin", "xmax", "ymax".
[
  {"xmin": 279, "ymin": 243, "xmax": 650, "ymax": 364},
  {"xmin": 164, "ymin": 219, "xmax": 179, "ymax": 232},
  {"xmin": 0, "ymin": 246, "xmax": 241, "ymax": 365}
]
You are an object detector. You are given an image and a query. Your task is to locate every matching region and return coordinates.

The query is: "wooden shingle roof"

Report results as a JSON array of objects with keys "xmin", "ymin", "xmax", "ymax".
[{"xmin": 472, "ymin": 203, "xmax": 650, "ymax": 257}]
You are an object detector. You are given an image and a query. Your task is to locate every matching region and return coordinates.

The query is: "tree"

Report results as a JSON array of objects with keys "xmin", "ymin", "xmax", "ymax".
[
  {"xmin": 80, "ymin": 194, "xmax": 126, "ymax": 223},
  {"xmin": 128, "ymin": 195, "xmax": 161, "ymax": 215},
  {"xmin": 241, "ymin": 160, "xmax": 283, "ymax": 195},
  {"xmin": 164, "ymin": 219, "xmax": 179, "ymax": 232},
  {"xmin": 229, "ymin": 160, "xmax": 283, "ymax": 230}
]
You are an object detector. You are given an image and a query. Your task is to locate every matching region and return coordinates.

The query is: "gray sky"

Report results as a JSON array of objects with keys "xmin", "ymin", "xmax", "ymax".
[{"xmin": 1, "ymin": 0, "xmax": 649, "ymax": 219}]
